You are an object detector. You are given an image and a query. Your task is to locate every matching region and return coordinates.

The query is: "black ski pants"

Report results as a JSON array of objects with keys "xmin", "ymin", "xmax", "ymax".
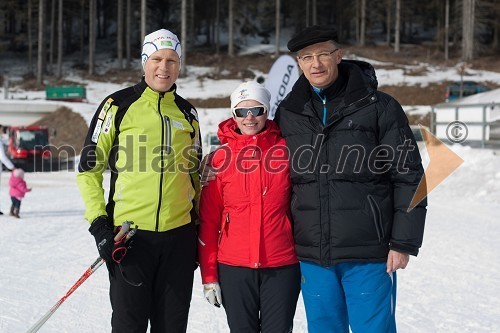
[
  {"xmin": 11, "ymin": 196, "xmax": 21, "ymax": 209},
  {"xmin": 109, "ymin": 222, "xmax": 197, "ymax": 333},
  {"xmin": 218, "ymin": 263, "xmax": 301, "ymax": 333}
]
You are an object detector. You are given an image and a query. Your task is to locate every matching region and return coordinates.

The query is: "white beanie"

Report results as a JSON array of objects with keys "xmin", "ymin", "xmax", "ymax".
[
  {"xmin": 230, "ymin": 81, "xmax": 271, "ymax": 112},
  {"xmin": 141, "ymin": 29, "xmax": 182, "ymax": 67},
  {"xmin": 13, "ymin": 168, "xmax": 24, "ymax": 179}
]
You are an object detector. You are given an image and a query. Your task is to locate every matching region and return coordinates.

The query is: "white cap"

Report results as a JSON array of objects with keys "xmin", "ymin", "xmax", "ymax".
[
  {"xmin": 13, "ymin": 168, "xmax": 24, "ymax": 179},
  {"xmin": 141, "ymin": 29, "xmax": 182, "ymax": 67},
  {"xmin": 230, "ymin": 81, "xmax": 271, "ymax": 112}
]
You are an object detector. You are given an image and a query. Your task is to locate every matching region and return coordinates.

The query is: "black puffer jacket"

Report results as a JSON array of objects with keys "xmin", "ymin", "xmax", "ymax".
[{"xmin": 274, "ymin": 60, "xmax": 427, "ymax": 266}]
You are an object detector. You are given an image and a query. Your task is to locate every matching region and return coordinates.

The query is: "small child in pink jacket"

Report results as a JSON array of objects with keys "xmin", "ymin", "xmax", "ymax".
[{"xmin": 9, "ymin": 168, "xmax": 31, "ymax": 218}]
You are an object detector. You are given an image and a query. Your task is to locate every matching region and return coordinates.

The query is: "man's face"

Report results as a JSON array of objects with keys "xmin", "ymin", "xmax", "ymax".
[
  {"xmin": 297, "ymin": 41, "xmax": 342, "ymax": 89},
  {"xmin": 144, "ymin": 49, "xmax": 180, "ymax": 93}
]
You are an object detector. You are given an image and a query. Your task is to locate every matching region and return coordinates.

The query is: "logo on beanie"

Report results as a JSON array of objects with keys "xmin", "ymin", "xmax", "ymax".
[{"xmin": 238, "ymin": 89, "xmax": 250, "ymax": 100}]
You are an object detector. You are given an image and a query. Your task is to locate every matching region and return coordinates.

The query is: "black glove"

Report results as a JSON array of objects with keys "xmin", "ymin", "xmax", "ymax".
[{"xmin": 88, "ymin": 216, "xmax": 115, "ymax": 262}]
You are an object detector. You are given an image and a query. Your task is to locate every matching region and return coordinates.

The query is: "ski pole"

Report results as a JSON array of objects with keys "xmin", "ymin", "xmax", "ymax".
[{"xmin": 25, "ymin": 222, "xmax": 132, "ymax": 333}]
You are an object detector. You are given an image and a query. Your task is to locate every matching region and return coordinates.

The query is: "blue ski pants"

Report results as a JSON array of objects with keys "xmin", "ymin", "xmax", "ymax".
[{"xmin": 300, "ymin": 261, "xmax": 397, "ymax": 333}]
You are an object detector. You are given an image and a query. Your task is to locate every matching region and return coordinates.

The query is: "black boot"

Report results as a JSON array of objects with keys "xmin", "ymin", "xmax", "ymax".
[
  {"xmin": 9, "ymin": 206, "xmax": 15, "ymax": 216},
  {"xmin": 13, "ymin": 207, "xmax": 20, "ymax": 218}
]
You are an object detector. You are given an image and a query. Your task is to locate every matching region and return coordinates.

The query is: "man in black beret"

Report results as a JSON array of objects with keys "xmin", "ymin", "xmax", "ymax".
[{"xmin": 274, "ymin": 25, "xmax": 427, "ymax": 333}]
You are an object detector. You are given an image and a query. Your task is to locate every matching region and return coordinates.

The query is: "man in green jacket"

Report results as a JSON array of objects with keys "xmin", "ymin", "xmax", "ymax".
[{"xmin": 77, "ymin": 29, "xmax": 201, "ymax": 332}]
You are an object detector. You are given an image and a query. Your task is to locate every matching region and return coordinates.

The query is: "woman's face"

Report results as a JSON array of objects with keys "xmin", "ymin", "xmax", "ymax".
[{"xmin": 232, "ymin": 100, "xmax": 267, "ymax": 135}]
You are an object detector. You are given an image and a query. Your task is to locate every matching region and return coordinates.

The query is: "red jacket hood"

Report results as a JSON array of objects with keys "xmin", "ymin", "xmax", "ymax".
[{"xmin": 217, "ymin": 118, "xmax": 282, "ymax": 147}]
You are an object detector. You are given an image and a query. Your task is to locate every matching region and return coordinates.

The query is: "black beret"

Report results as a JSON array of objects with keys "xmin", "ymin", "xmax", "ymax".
[{"xmin": 287, "ymin": 25, "xmax": 338, "ymax": 52}]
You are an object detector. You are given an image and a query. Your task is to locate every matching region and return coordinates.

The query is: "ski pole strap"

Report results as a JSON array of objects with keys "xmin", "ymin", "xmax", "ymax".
[{"xmin": 112, "ymin": 222, "xmax": 137, "ymax": 263}]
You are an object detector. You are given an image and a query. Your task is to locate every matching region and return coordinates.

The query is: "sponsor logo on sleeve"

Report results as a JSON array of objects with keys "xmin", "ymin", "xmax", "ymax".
[
  {"xmin": 98, "ymin": 98, "xmax": 114, "ymax": 120},
  {"xmin": 91, "ymin": 119, "xmax": 104, "ymax": 143},
  {"xmin": 102, "ymin": 112, "xmax": 113, "ymax": 134},
  {"xmin": 189, "ymin": 108, "xmax": 198, "ymax": 121}
]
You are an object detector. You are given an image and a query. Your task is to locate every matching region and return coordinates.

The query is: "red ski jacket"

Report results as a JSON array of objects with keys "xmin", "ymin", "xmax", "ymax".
[{"xmin": 198, "ymin": 118, "xmax": 298, "ymax": 284}]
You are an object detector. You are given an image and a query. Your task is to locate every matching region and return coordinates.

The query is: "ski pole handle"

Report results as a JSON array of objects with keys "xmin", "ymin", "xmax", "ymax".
[{"xmin": 114, "ymin": 221, "xmax": 132, "ymax": 242}]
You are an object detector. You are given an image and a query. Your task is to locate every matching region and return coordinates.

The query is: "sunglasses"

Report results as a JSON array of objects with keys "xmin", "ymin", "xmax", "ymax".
[{"xmin": 232, "ymin": 106, "xmax": 267, "ymax": 118}]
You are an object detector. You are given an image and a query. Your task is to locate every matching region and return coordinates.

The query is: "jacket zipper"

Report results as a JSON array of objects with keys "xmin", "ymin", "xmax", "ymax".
[
  {"xmin": 321, "ymin": 96, "xmax": 327, "ymax": 125},
  {"xmin": 325, "ymin": 92, "xmax": 376, "ymax": 129},
  {"xmin": 155, "ymin": 94, "xmax": 170, "ymax": 231}
]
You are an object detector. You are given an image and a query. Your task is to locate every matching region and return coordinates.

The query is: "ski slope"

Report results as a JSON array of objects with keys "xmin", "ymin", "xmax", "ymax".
[{"xmin": 0, "ymin": 145, "xmax": 499, "ymax": 332}]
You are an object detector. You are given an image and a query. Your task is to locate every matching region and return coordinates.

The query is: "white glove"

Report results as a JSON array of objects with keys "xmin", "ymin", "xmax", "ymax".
[{"xmin": 203, "ymin": 282, "xmax": 222, "ymax": 307}]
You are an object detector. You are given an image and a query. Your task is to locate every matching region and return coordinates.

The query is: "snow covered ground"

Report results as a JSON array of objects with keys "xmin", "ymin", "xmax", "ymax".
[
  {"xmin": 1, "ymin": 49, "xmax": 500, "ymax": 331},
  {"xmin": 1, "ymin": 145, "xmax": 499, "ymax": 332}
]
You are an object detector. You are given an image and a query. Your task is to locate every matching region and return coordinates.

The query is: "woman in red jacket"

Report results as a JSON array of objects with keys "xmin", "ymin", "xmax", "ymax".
[{"xmin": 198, "ymin": 81, "xmax": 300, "ymax": 332}]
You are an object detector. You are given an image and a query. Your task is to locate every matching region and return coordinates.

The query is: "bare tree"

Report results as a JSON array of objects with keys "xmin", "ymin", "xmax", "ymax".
[
  {"xmin": 181, "ymin": 0, "xmax": 187, "ymax": 76},
  {"xmin": 28, "ymin": 0, "xmax": 33, "ymax": 74},
  {"xmin": 37, "ymin": 0, "xmax": 45, "ymax": 84},
  {"xmin": 445, "ymin": 0, "xmax": 450, "ymax": 61},
  {"xmin": 306, "ymin": 0, "xmax": 310, "ymax": 26},
  {"xmin": 394, "ymin": 0, "xmax": 401, "ymax": 53},
  {"xmin": 312, "ymin": 0, "xmax": 317, "ymax": 25},
  {"xmin": 228, "ymin": 0, "xmax": 234, "ymax": 57},
  {"xmin": 189, "ymin": 0, "xmax": 195, "ymax": 51},
  {"xmin": 360, "ymin": 0, "xmax": 366, "ymax": 46},
  {"xmin": 79, "ymin": 0, "xmax": 85, "ymax": 66},
  {"xmin": 56, "ymin": 0, "xmax": 63, "ymax": 78},
  {"xmin": 275, "ymin": 0, "xmax": 281, "ymax": 57},
  {"xmin": 141, "ymin": 0, "xmax": 146, "ymax": 43},
  {"xmin": 89, "ymin": 0, "xmax": 96, "ymax": 75},
  {"xmin": 355, "ymin": 1, "xmax": 360, "ymax": 43},
  {"xmin": 117, "ymin": 0, "xmax": 123, "ymax": 69},
  {"xmin": 495, "ymin": 0, "xmax": 500, "ymax": 49},
  {"xmin": 215, "ymin": 0, "xmax": 220, "ymax": 54},
  {"xmin": 49, "ymin": 0, "xmax": 55, "ymax": 74},
  {"xmin": 462, "ymin": 0, "xmax": 475, "ymax": 60},
  {"xmin": 126, "ymin": 0, "xmax": 131, "ymax": 68},
  {"xmin": 386, "ymin": 0, "xmax": 392, "ymax": 46}
]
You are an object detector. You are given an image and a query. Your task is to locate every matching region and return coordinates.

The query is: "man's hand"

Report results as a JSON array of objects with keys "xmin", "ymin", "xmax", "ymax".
[
  {"xmin": 203, "ymin": 282, "xmax": 222, "ymax": 307},
  {"xmin": 200, "ymin": 152, "xmax": 217, "ymax": 186},
  {"xmin": 386, "ymin": 249, "xmax": 410, "ymax": 273},
  {"xmin": 88, "ymin": 216, "xmax": 115, "ymax": 263}
]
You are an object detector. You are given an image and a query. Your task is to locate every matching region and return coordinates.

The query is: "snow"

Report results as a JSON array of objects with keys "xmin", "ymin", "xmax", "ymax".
[
  {"xmin": 1, "ymin": 146, "xmax": 499, "ymax": 332},
  {"xmin": 1, "ymin": 45, "xmax": 500, "ymax": 332},
  {"xmin": 454, "ymin": 87, "xmax": 500, "ymax": 105}
]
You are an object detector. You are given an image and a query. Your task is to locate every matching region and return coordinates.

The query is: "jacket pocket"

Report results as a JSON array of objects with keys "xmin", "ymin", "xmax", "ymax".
[
  {"xmin": 218, "ymin": 212, "xmax": 230, "ymax": 245},
  {"xmin": 163, "ymin": 116, "xmax": 172, "ymax": 155},
  {"xmin": 367, "ymin": 195, "xmax": 384, "ymax": 244}
]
